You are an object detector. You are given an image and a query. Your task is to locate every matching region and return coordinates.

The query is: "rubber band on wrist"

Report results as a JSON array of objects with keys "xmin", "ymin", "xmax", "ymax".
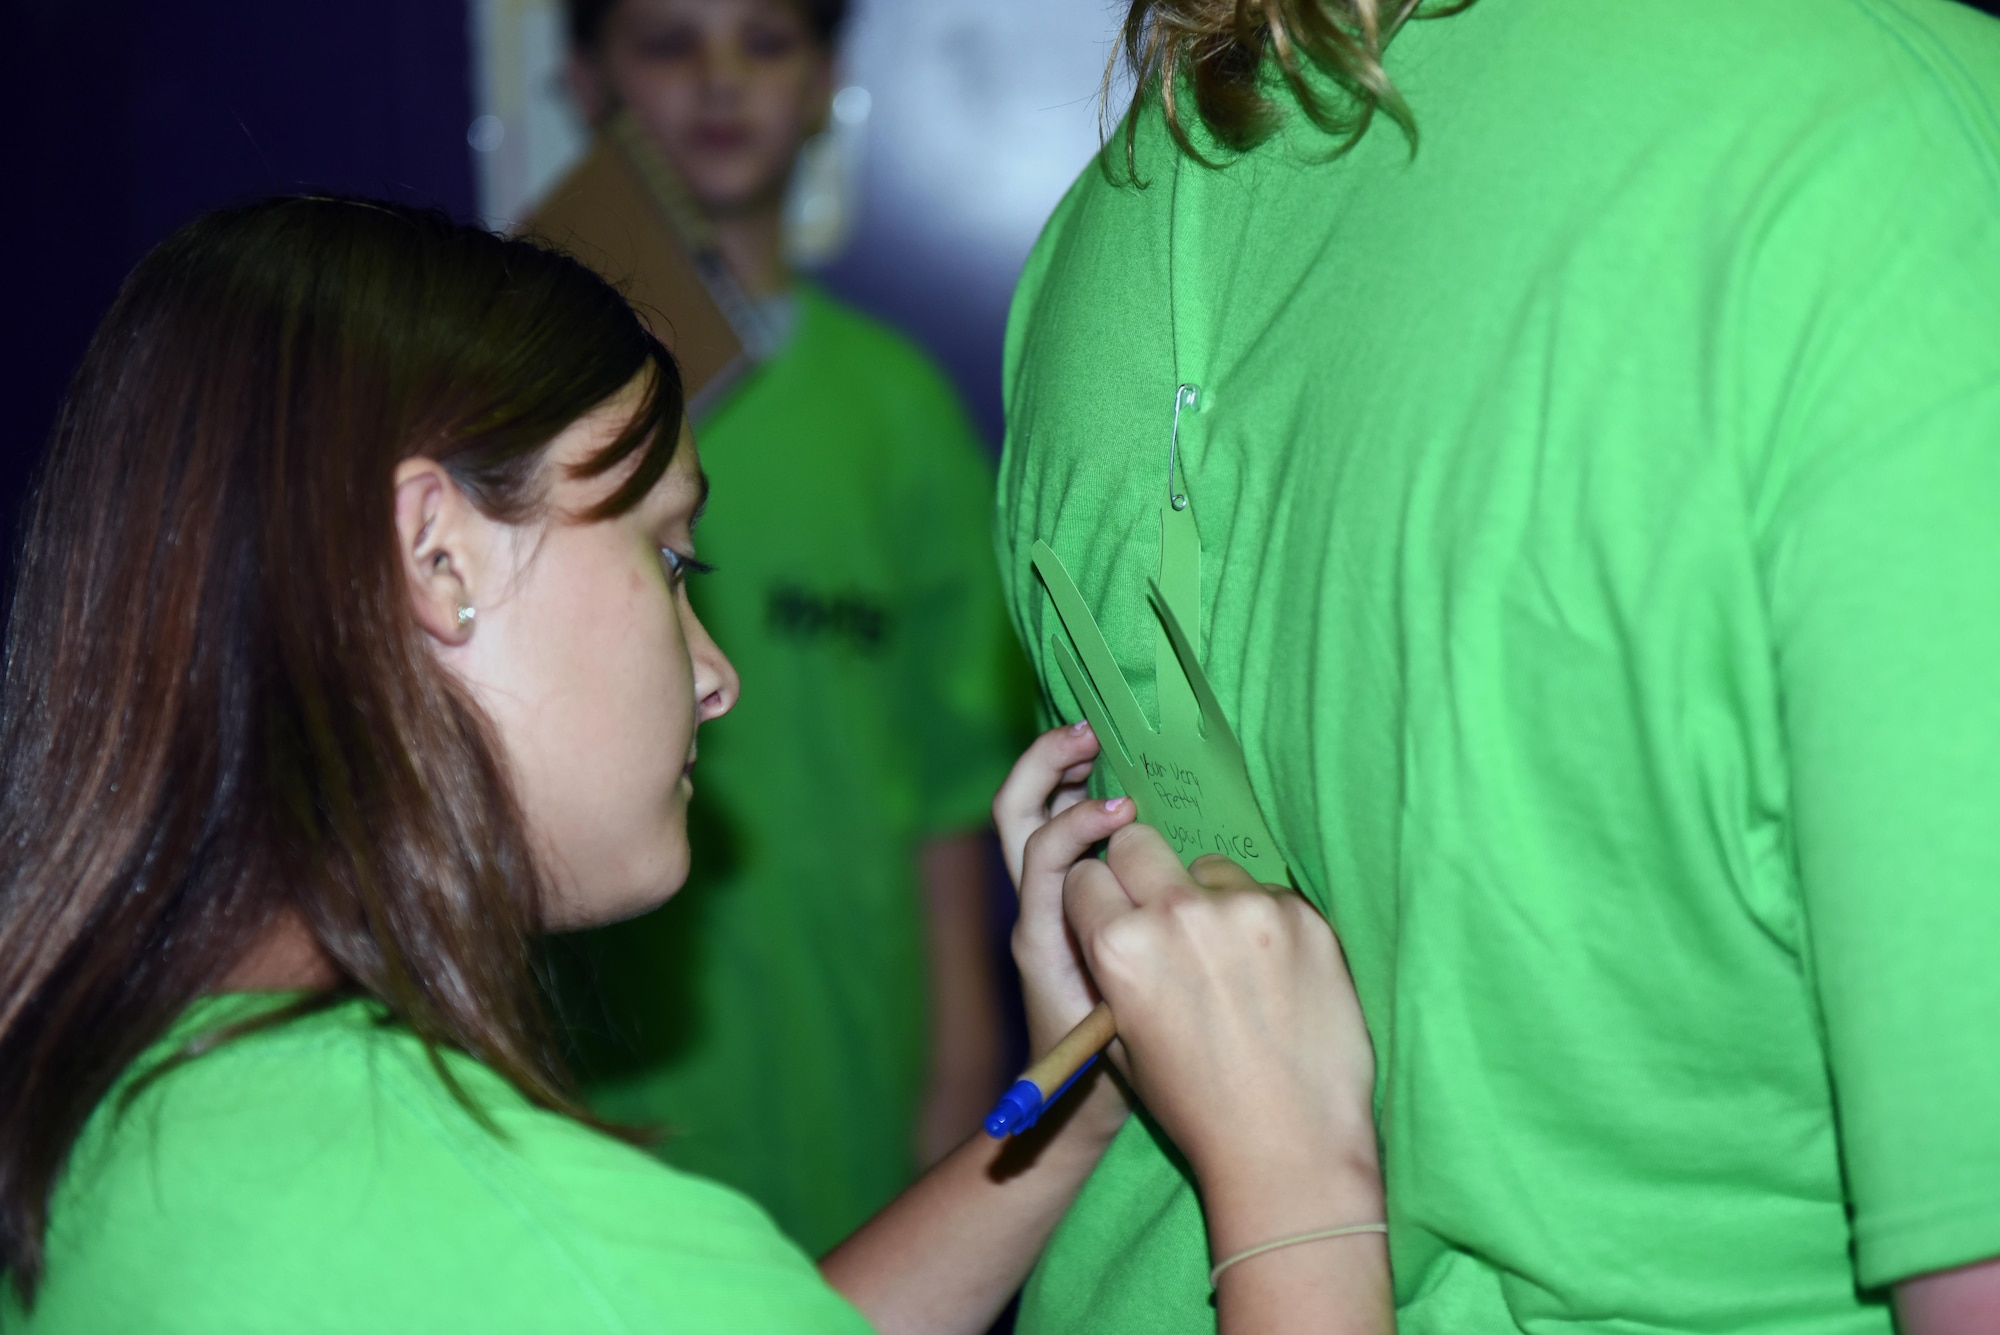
[{"xmin": 1208, "ymin": 1222, "xmax": 1388, "ymax": 1287}]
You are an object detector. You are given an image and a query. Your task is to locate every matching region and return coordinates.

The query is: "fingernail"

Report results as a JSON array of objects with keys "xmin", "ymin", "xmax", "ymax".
[
  {"xmin": 1070, "ymin": 720, "xmax": 1090, "ymax": 734},
  {"xmin": 1104, "ymin": 797, "xmax": 1126, "ymax": 813}
]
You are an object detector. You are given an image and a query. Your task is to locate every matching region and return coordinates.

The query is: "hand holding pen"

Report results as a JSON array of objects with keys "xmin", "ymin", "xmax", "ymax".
[
  {"xmin": 987, "ymin": 722, "xmax": 1135, "ymax": 1141},
  {"xmin": 826, "ymin": 723, "xmax": 1381, "ymax": 1331},
  {"xmin": 1002, "ymin": 801, "xmax": 1387, "ymax": 1324},
  {"xmin": 985, "ymin": 723, "xmax": 1375, "ymax": 1163}
]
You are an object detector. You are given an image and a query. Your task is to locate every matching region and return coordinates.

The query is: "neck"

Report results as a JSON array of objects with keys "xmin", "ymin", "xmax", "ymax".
[
  {"xmin": 221, "ymin": 908, "xmax": 342, "ymax": 993},
  {"xmin": 711, "ymin": 202, "xmax": 788, "ymax": 299}
]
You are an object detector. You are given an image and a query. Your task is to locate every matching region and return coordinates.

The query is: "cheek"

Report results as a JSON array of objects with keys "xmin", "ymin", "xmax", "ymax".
[
  {"xmin": 508, "ymin": 544, "xmax": 696, "ymax": 832},
  {"xmin": 575, "ymin": 562, "xmax": 696, "ymax": 768},
  {"xmin": 616, "ymin": 62, "xmax": 703, "ymax": 138},
  {"xmin": 514, "ymin": 547, "xmax": 700, "ymax": 923},
  {"xmin": 748, "ymin": 69, "xmax": 819, "ymax": 143}
]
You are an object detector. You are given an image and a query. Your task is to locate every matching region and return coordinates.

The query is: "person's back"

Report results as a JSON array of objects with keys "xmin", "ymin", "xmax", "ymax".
[
  {"xmin": 11, "ymin": 994, "xmax": 866, "ymax": 1333},
  {"xmin": 1000, "ymin": 0, "xmax": 2000, "ymax": 1328}
]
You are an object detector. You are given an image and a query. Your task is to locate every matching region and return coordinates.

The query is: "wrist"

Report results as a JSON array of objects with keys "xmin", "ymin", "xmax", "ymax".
[
  {"xmin": 1191, "ymin": 1110, "xmax": 1383, "ymax": 1259},
  {"xmin": 1182, "ymin": 1080, "xmax": 1376, "ymax": 1182}
]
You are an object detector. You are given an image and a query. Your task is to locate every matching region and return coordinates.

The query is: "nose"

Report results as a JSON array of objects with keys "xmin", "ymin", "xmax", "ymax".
[
  {"xmin": 687, "ymin": 606, "xmax": 739, "ymax": 724},
  {"xmin": 700, "ymin": 41, "xmax": 750, "ymax": 100}
]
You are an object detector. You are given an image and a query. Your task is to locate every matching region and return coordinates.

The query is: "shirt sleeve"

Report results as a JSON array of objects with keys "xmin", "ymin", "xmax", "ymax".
[
  {"xmin": 1754, "ymin": 63, "xmax": 2000, "ymax": 1290},
  {"xmin": 892, "ymin": 365, "xmax": 1035, "ymax": 839}
]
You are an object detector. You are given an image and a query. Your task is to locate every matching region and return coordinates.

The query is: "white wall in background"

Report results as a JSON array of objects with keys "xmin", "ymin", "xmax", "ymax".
[
  {"xmin": 842, "ymin": 0, "xmax": 1128, "ymax": 271},
  {"xmin": 467, "ymin": 0, "xmax": 1125, "ymax": 258},
  {"xmin": 827, "ymin": 0, "xmax": 1129, "ymax": 438},
  {"xmin": 467, "ymin": 0, "xmax": 591, "ymax": 229}
]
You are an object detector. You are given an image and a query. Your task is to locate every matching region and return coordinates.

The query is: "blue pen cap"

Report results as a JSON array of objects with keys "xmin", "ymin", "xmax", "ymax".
[{"xmin": 983, "ymin": 1079, "xmax": 1046, "ymax": 1139}]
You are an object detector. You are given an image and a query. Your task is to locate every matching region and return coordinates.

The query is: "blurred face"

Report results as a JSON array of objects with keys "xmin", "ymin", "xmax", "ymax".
[
  {"xmin": 579, "ymin": 0, "xmax": 833, "ymax": 215},
  {"xmin": 437, "ymin": 389, "xmax": 738, "ymax": 928}
]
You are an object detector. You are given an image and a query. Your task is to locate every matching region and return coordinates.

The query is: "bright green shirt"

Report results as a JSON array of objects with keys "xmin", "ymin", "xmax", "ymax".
[
  {"xmin": 997, "ymin": 1, "xmax": 2000, "ymax": 1331},
  {"xmin": 561, "ymin": 284, "xmax": 1025, "ymax": 1256},
  {"xmin": 5, "ymin": 995, "xmax": 870, "ymax": 1333}
]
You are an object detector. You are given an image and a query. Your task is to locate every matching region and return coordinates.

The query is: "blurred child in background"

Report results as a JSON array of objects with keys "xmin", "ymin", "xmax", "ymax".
[{"xmin": 560, "ymin": 0, "xmax": 1027, "ymax": 1255}]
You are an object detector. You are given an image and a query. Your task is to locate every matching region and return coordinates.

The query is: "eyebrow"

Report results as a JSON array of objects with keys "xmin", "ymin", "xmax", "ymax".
[{"xmin": 690, "ymin": 469, "xmax": 711, "ymax": 529}]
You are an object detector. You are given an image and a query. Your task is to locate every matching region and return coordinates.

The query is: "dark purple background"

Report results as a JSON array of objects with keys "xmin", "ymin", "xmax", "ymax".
[{"xmin": 1, "ymin": 0, "xmax": 480, "ymax": 572}]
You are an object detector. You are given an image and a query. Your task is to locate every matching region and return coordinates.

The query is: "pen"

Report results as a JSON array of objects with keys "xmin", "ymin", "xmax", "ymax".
[{"xmin": 982, "ymin": 1001, "xmax": 1118, "ymax": 1138}]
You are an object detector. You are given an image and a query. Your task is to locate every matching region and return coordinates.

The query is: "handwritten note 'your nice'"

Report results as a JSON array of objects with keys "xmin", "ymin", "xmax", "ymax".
[{"xmin": 1032, "ymin": 506, "xmax": 1290, "ymax": 884}]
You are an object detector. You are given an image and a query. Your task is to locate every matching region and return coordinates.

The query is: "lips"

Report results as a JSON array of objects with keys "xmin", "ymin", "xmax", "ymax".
[{"xmin": 691, "ymin": 123, "xmax": 752, "ymax": 153}]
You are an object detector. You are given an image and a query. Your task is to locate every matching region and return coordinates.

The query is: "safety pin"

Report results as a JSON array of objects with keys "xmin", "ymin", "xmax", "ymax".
[{"xmin": 1168, "ymin": 383, "xmax": 1199, "ymax": 511}]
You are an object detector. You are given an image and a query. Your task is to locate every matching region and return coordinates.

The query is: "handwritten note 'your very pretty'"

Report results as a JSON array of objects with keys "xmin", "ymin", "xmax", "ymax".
[{"xmin": 1032, "ymin": 502, "xmax": 1290, "ymax": 884}]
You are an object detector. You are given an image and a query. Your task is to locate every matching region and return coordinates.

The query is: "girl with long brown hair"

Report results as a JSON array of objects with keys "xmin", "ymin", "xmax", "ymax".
[{"xmin": 0, "ymin": 197, "xmax": 1385, "ymax": 1332}]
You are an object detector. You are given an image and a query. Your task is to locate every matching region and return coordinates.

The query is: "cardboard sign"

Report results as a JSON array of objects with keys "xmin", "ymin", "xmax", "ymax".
[{"xmin": 525, "ymin": 110, "xmax": 775, "ymax": 419}]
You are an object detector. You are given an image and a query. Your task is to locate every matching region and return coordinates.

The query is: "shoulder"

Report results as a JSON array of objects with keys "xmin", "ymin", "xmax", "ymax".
[
  {"xmin": 794, "ymin": 285, "xmax": 967, "ymax": 418},
  {"xmin": 1726, "ymin": 0, "xmax": 2000, "ymax": 168},
  {"xmin": 1838, "ymin": 0, "xmax": 2000, "ymax": 182},
  {"xmin": 1825, "ymin": 0, "xmax": 2000, "ymax": 95},
  {"xmin": 33, "ymin": 999, "xmax": 863, "ymax": 1332},
  {"xmin": 1553, "ymin": 0, "xmax": 2000, "ymax": 156},
  {"xmin": 779, "ymin": 286, "xmax": 991, "ymax": 486},
  {"xmin": 716, "ymin": 285, "xmax": 980, "ymax": 463},
  {"xmin": 1009, "ymin": 116, "xmax": 1156, "ymax": 305},
  {"xmin": 1001, "ymin": 106, "xmax": 1175, "ymax": 416}
]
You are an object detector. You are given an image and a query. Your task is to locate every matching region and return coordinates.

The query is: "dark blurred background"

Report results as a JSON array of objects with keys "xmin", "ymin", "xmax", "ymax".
[
  {"xmin": 0, "ymin": 0, "xmax": 1127, "ymax": 590},
  {"xmin": 5, "ymin": 0, "xmax": 2000, "ymax": 586},
  {"xmin": 3, "ymin": 1, "xmax": 480, "ymax": 559}
]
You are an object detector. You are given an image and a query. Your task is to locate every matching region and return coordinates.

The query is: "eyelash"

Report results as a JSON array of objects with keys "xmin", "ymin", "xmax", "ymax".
[{"xmin": 660, "ymin": 547, "xmax": 715, "ymax": 582}]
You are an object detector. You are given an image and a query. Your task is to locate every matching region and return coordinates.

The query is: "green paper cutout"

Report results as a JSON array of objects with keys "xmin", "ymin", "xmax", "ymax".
[{"xmin": 1032, "ymin": 511, "xmax": 1291, "ymax": 884}]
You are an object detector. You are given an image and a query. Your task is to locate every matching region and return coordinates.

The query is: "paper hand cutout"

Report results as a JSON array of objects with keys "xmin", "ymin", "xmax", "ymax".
[{"xmin": 1032, "ymin": 509, "xmax": 1291, "ymax": 885}]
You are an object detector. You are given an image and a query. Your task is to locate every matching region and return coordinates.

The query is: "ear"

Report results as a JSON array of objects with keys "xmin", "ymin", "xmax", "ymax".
[
  {"xmin": 393, "ymin": 458, "xmax": 483, "ymax": 646},
  {"xmin": 567, "ymin": 52, "xmax": 613, "ymax": 125}
]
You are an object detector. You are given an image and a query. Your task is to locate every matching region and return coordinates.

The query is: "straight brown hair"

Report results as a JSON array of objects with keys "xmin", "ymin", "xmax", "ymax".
[{"xmin": 0, "ymin": 197, "xmax": 683, "ymax": 1303}]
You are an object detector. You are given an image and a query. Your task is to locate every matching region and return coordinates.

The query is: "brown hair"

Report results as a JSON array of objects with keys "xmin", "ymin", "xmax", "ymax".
[
  {"xmin": 566, "ymin": 0, "xmax": 850, "ymax": 51},
  {"xmin": 0, "ymin": 197, "xmax": 682, "ymax": 1303},
  {"xmin": 1111, "ymin": 0, "xmax": 1472, "ymax": 171}
]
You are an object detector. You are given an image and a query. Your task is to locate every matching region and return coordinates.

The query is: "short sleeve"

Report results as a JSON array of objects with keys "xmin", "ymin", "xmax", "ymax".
[
  {"xmin": 1755, "ymin": 67, "xmax": 2000, "ymax": 1288},
  {"xmin": 894, "ymin": 371, "xmax": 1034, "ymax": 837}
]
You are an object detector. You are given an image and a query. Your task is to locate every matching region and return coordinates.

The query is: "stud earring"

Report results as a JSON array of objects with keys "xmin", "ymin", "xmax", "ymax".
[{"xmin": 455, "ymin": 603, "xmax": 476, "ymax": 628}]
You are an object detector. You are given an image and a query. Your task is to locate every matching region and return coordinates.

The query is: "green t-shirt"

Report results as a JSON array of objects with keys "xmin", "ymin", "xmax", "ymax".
[
  {"xmin": 997, "ymin": 1, "xmax": 2000, "ymax": 1331},
  {"xmin": 4, "ymin": 995, "xmax": 870, "ymax": 1333},
  {"xmin": 560, "ymin": 283, "xmax": 1025, "ymax": 1256}
]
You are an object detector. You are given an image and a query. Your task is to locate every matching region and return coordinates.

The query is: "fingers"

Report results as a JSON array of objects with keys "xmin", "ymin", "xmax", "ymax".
[
  {"xmin": 993, "ymin": 722, "xmax": 1101, "ymax": 885},
  {"xmin": 1019, "ymin": 796, "xmax": 1135, "ymax": 918},
  {"xmin": 1012, "ymin": 794, "xmax": 1135, "ymax": 1052},
  {"xmin": 1061, "ymin": 856, "xmax": 1141, "ymax": 953},
  {"xmin": 1187, "ymin": 853, "xmax": 1263, "ymax": 895},
  {"xmin": 1044, "ymin": 761, "xmax": 1096, "ymax": 822},
  {"xmin": 1101, "ymin": 823, "xmax": 1202, "ymax": 908},
  {"xmin": 1064, "ymin": 830, "xmax": 1273, "ymax": 970},
  {"xmin": 1014, "ymin": 792, "xmax": 1136, "ymax": 957},
  {"xmin": 1060, "ymin": 844, "xmax": 1378, "ymax": 1184}
]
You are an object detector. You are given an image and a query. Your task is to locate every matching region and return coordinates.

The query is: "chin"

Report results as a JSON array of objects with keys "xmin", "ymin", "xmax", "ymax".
[
  {"xmin": 632, "ymin": 833, "xmax": 693, "ymax": 913},
  {"xmin": 544, "ymin": 839, "xmax": 691, "ymax": 931},
  {"xmin": 683, "ymin": 165, "xmax": 790, "ymax": 217},
  {"xmin": 654, "ymin": 843, "xmax": 692, "ymax": 904}
]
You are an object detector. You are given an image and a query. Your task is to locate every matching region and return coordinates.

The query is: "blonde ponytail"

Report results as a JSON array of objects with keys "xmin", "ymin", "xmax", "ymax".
[{"xmin": 1109, "ymin": 0, "xmax": 1470, "ymax": 171}]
